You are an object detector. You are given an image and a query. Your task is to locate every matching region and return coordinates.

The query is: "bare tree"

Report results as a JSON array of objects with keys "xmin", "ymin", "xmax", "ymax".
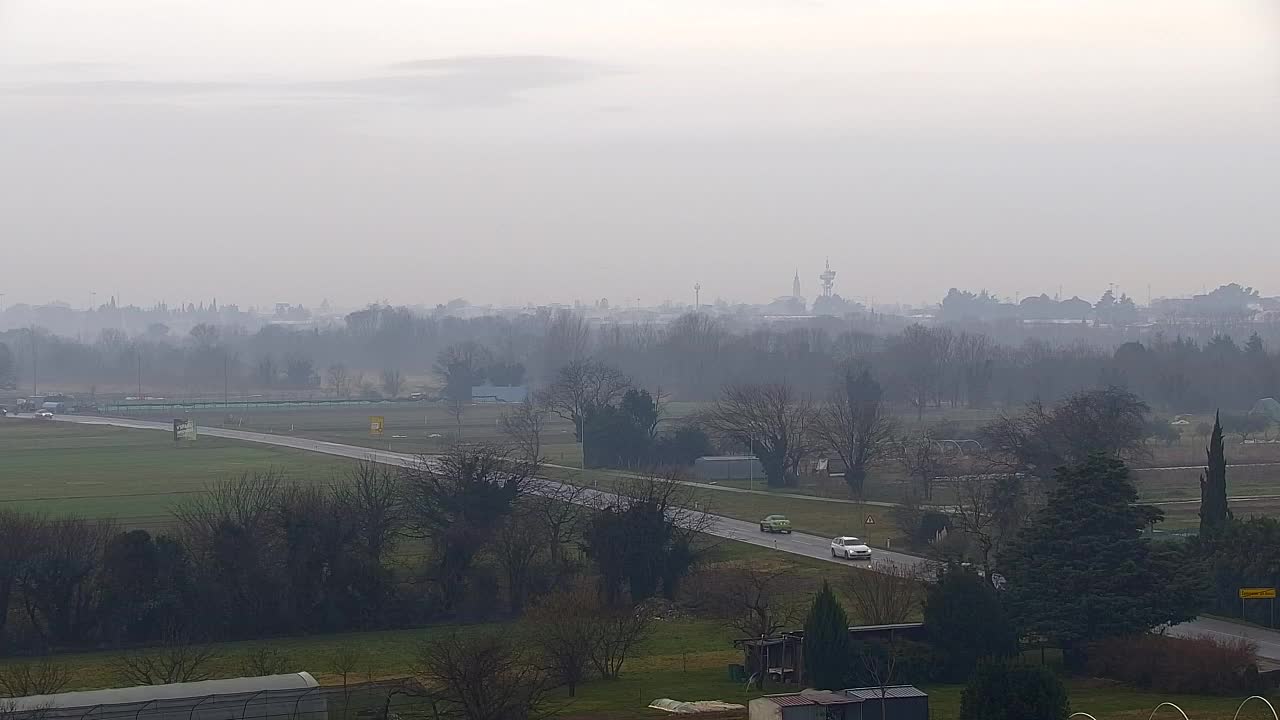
[
  {"xmin": 113, "ymin": 633, "xmax": 220, "ymax": 685},
  {"xmin": 380, "ymin": 368, "xmax": 405, "ymax": 398},
  {"xmin": 524, "ymin": 584, "xmax": 597, "ymax": 696},
  {"xmin": 436, "ymin": 341, "xmax": 492, "ymax": 402},
  {"xmin": 326, "ymin": 363, "xmax": 352, "ymax": 398},
  {"xmin": 703, "ymin": 382, "xmax": 814, "ymax": 487},
  {"xmin": 326, "ymin": 645, "xmax": 365, "ymax": 717},
  {"xmin": 713, "ymin": 562, "xmax": 800, "ymax": 639},
  {"xmin": 238, "ymin": 646, "xmax": 292, "ymax": 677},
  {"xmin": 538, "ymin": 360, "xmax": 631, "ymax": 440},
  {"xmin": 498, "ymin": 399, "xmax": 547, "ymax": 462},
  {"xmin": 896, "ymin": 434, "xmax": 951, "ymax": 501},
  {"xmin": 18, "ymin": 516, "xmax": 116, "ymax": 645},
  {"xmin": 413, "ymin": 633, "xmax": 558, "ymax": 720},
  {"xmin": 0, "ymin": 510, "xmax": 43, "ymax": 643},
  {"xmin": 335, "ymin": 461, "xmax": 404, "ymax": 565},
  {"xmin": 0, "ymin": 658, "xmax": 70, "ymax": 697},
  {"xmin": 493, "ymin": 508, "xmax": 549, "ymax": 615},
  {"xmin": 844, "ymin": 561, "xmax": 925, "ymax": 626},
  {"xmin": 446, "ymin": 397, "xmax": 466, "ymax": 439},
  {"xmin": 587, "ymin": 601, "xmax": 656, "ymax": 680},
  {"xmin": 526, "ymin": 482, "xmax": 586, "ymax": 581},
  {"xmin": 859, "ymin": 638, "xmax": 903, "ymax": 720},
  {"xmin": 812, "ymin": 366, "xmax": 896, "ymax": 498},
  {"xmin": 950, "ymin": 473, "xmax": 1027, "ymax": 578},
  {"xmin": 889, "ymin": 324, "xmax": 953, "ymax": 420}
]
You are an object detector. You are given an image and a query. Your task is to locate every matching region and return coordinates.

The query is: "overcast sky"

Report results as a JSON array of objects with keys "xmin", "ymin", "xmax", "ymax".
[{"xmin": 1, "ymin": 1, "xmax": 1277, "ymax": 310}]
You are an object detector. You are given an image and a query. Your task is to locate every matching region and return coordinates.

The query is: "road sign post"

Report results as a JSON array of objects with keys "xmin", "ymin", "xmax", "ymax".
[
  {"xmin": 369, "ymin": 416, "xmax": 385, "ymax": 437},
  {"xmin": 1239, "ymin": 588, "xmax": 1277, "ymax": 626}
]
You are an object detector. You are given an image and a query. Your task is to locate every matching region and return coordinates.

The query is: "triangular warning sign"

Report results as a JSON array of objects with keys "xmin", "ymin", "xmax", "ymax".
[{"xmin": 864, "ymin": 516, "xmax": 876, "ymax": 525}]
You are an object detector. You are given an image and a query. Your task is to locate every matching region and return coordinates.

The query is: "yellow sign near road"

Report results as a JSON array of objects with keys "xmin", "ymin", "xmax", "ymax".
[
  {"xmin": 370, "ymin": 416, "xmax": 385, "ymax": 436},
  {"xmin": 1239, "ymin": 588, "xmax": 1276, "ymax": 599}
]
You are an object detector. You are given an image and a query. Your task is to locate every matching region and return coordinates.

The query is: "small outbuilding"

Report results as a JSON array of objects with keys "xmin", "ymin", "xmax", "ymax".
[
  {"xmin": 5, "ymin": 673, "xmax": 326, "ymax": 720},
  {"xmin": 843, "ymin": 686, "xmax": 930, "ymax": 720},
  {"xmin": 747, "ymin": 686, "xmax": 929, "ymax": 720}
]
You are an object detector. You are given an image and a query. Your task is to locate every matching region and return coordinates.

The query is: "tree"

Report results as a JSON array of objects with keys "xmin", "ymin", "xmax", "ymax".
[
  {"xmin": 703, "ymin": 382, "xmax": 814, "ymax": 488},
  {"xmin": 0, "ymin": 510, "xmax": 42, "ymax": 644},
  {"xmin": 400, "ymin": 445, "xmax": 537, "ymax": 612},
  {"xmin": 326, "ymin": 363, "xmax": 352, "ymax": 398},
  {"xmin": 923, "ymin": 566, "xmax": 1018, "ymax": 682},
  {"xmin": 539, "ymin": 360, "xmax": 631, "ymax": 440},
  {"xmin": 802, "ymin": 581, "xmax": 851, "ymax": 690},
  {"xmin": 436, "ymin": 342, "xmax": 492, "ymax": 402},
  {"xmin": 1200, "ymin": 412, "xmax": 1232, "ymax": 541},
  {"xmin": 255, "ymin": 355, "xmax": 278, "ymax": 388},
  {"xmin": 583, "ymin": 473, "xmax": 713, "ymax": 604},
  {"xmin": 960, "ymin": 660, "xmax": 1068, "ymax": 720},
  {"xmin": 0, "ymin": 342, "xmax": 15, "ymax": 389},
  {"xmin": 587, "ymin": 601, "xmax": 655, "ymax": 680},
  {"xmin": 238, "ymin": 646, "xmax": 292, "ymax": 677},
  {"xmin": 18, "ymin": 517, "xmax": 116, "ymax": 645},
  {"xmin": 979, "ymin": 387, "xmax": 1150, "ymax": 481},
  {"xmin": 0, "ymin": 658, "xmax": 70, "ymax": 697},
  {"xmin": 284, "ymin": 354, "xmax": 318, "ymax": 388},
  {"xmin": 498, "ymin": 399, "xmax": 547, "ymax": 462},
  {"xmin": 950, "ymin": 474, "xmax": 1027, "ymax": 578},
  {"xmin": 843, "ymin": 561, "xmax": 924, "ymax": 626},
  {"xmin": 112, "ymin": 632, "xmax": 220, "ymax": 685},
  {"xmin": 1001, "ymin": 455, "xmax": 1206, "ymax": 667},
  {"xmin": 447, "ymin": 397, "xmax": 466, "ymax": 439},
  {"xmin": 413, "ymin": 633, "xmax": 557, "ymax": 720},
  {"xmin": 380, "ymin": 368, "xmax": 405, "ymax": 398},
  {"xmin": 812, "ymin": 367, "xmax": 896, "ymax": 498},
  {"xmin": 714, "ymin": 562, "xmax": 801, "ymax": 640},
  {"xmin": 493, "ymin": 508, "xmax": 549, "ymax": 615},
  {"xmin": 896, "ymin": 434, "xmax": 950, "ymax": 501},
  {"xmin": 525, "ymin": 585, "xmax": 597, "ymax": 696}
]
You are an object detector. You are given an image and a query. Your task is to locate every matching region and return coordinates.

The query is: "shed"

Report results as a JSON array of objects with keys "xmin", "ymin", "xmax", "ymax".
[
  {"xmin": 5, "ymin": 673, "xmax": 326, "ymax": 720},
  {"xmin": 749, "ymin": 690, "xmax": 861, "ymax": 720},
  {"xmin": 844, "ymin": 686, "xmax": 929, "ymax": 720},
  {"xmin": 694, "ymin": 456, "xmax": 766, "ymax": 482}
]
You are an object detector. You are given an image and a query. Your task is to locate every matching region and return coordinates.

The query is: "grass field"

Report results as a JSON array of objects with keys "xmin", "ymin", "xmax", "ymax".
[{"xmin": 0, "ymin": 418, "xmax": 354, "ymax": 526}]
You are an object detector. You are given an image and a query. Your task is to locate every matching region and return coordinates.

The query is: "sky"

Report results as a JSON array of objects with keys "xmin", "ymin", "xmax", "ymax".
[{"xmin": 1, "ymin": 0, "xmax": 1277, "ymax": 311}]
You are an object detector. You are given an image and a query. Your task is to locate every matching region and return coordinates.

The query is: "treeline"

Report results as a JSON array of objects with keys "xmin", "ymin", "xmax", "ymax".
[
  {"xmin": 10, "ymin": 301, "xmax": 1280, "ymax": 414},
  {"xmin": 0, "ymin": 448, "xmax": 711, "ymax": 657}
]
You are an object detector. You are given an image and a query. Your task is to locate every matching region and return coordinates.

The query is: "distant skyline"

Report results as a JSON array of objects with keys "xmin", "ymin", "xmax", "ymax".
[{"xmin": 2, "ymin": 1, "xmax": 1276, "ymax": 309}]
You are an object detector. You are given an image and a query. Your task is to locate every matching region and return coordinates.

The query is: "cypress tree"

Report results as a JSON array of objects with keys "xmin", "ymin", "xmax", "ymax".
[
  {"xmin": 1199, "ymin": 412, "xmax": 1232, "ymax": 540},
  {"xmin": 802, "ymin": 580, "xmax": 851, "ymax": 690}
]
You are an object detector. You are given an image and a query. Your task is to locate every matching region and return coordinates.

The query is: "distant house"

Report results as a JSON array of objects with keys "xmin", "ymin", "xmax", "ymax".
[
  {"xmin": 748, "ymin": 686, "xmax": 928, "ymax": 720},
  {"xmin": 693, "ymin": 455, "xmax": 765, "ymax": 481},
  {"xmin": 470, "ymin": 385, "xmax": 529, "ymax": 403}
]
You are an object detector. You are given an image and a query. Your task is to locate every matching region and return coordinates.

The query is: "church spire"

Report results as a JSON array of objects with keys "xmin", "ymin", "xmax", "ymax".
[{"xmin": 793, "ymin": 269, "xmax": 802, "ymax": 299}]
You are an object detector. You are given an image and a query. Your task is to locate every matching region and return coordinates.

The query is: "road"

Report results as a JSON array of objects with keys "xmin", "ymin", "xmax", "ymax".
[{"xmin": 20, "ymin": 413, "xmax": 1280, "ymax": 662}]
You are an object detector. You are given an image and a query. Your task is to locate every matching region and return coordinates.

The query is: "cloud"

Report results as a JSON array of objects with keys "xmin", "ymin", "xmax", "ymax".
[{"xmin": 1, "ymin": 55, "xmax": 610, "ymax": 107}]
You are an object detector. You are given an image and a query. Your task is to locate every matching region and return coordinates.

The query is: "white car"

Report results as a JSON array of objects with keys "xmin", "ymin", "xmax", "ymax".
[
  {"xmin": 831, "ymin": 536, "xmax": 872, "ymax": 561},
  {"xmin": 34, "ymin": 410, "xmax": 54, "ymax": 419}
]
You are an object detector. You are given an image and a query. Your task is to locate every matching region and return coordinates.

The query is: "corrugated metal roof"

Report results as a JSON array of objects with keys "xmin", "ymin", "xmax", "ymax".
[
  {"xmin": 764, "ymin": 692, "xmax": 860, "ymax": 707},
  {"xmin": 846, "ymin": 622, "xmax": 925, "ymax": 633},
  {"xmin": 765, "ymin": 694, "xmax": 817, "ymax": 707},
  {"xmin": 9, "ymin": 673, "xmax": 319, "ymax": 711},
  {"xmin": 844, "ymin": 685, "xmax": 928, "ymax": 700}
]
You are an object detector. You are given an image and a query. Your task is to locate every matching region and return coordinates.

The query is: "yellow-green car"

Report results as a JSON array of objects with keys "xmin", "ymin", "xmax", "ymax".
[{"xmin": 759, "ymin": 514, "xmax": 793, "ymax": 534}]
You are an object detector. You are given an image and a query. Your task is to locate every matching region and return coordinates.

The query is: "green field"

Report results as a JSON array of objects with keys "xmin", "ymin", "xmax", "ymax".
[{"xmin": 0, "ymin": 418, "xmax": 354, "ymax": 526}]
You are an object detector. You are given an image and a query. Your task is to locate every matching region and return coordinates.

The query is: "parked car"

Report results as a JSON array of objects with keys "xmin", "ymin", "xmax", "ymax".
[
  {"xmin": 0, "ymin": 407, "xmax": 7, "ymax": 417},
  {"xmin": 759, "ymin": 514, "xmax": 792, "ymax": 533},
  {"xmin": 35, "ymin": 410, "xmax": 54, "ymax": 419},
  {"xmin": 830, "ymin": 536, "xmax": 872, "ymax": 560}
]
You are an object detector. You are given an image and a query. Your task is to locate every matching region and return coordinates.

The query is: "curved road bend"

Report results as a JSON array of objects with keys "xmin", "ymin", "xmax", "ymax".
[{"xmin": 29, "ymin": 414, "xmax": 1280, "ymax": 663}]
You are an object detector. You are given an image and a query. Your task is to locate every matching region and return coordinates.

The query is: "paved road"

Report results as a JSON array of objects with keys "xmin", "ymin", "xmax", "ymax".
[{"xmin": 22, "ymin": 413, "xmax": 1280, "ymax": 662}]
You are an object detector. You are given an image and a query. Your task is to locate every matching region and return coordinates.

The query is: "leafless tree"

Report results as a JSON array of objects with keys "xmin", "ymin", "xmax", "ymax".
[
  {"xmin": 436, "ymin": 341, "xmax": 493, "ymax": 401},
  {"xmin": 542, "ymin": 309, "xmax": 592, "ymax": 374},
  {"xmin": 712, "ymin": 562, "xmax": 801, "ymax": 639},
  {"xmin": 1, "ymin": 700, "xmax": 51, "ymax": 720},
  {"xmin": 949, "ymin": 472, "xmax": 1028, "ymax": 578},
  {"xmin": 587, "ymin": 601, "xmax": 656, "ymax": 680},
  {"xmin": 493, "ymin": 508, "xmax": 549, "ymax": 615},
  {"xmin": 812, "ymin": 366, "xmax": 897, "ymax": 498},
  {"xmin": 888, "ymin": 324, "xmax": 953, "ymax": 420},
  {"xmin": 326, "ymin": 645, "xmax": 365, "ymax": 717},
  {"xmin": 844, "ymin": 561, "xmax": 925, "ymax": 626},
  {"xmin": 237, "ymin": 646, "xmax": 292, "ymax": 677},
  {"xmin": 113, "ymin": 633, "xmax": 220, "ymax": 685},
  {"xmin": 326, "ymin": 363, "xmax": 352, "ymax": 398},
  {"xmin": 0, "ymin": 658, "xmax": 70, "ymax": 697},
  {"xmin": 175, "ymin": 471, "xmax": 283, "ymax": 547},
  {"xmin": 18, "ymin": 516, "xmax": 116, "ymax": 645},
  {"xmin": 498, "ymin": 399, "xmax": 547, "ymax": 462},
  {"xmin": 896, "ymin": 434, "xmax": 950, "ymax": 501},
  {"xmin": 538, "ymin": 360, "xmax": 632, "ymax": 440},
  {"xmin": 380, "ymin": 368, "xmax": 405, "ymax": 398},
  {"xmin": 524, "ymin": 584, "xmax": 597, "ymax": 696},
  {"xmin": 413, "ymin": 633, "xmax": 558, "ymax": 720},
  {"xmin": 703, "ymin": 382, "xmax": 814, "ymax": 487},
  {"xmin": 336, "ymin": 461, "xmax": 404, "ymax": 565},
  {"xmin": 526, "ymin": 482, "xmax": 586, "ymax": 581},
  {"xmin": 859, "ymin": 638, "xmax": 903, "ymax": 720},
  {"xmin": 446, "ymin": 397, "xmax": 466, "ymax": 439}
]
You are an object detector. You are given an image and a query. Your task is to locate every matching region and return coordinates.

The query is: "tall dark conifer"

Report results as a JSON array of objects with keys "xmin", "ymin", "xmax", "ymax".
[
  {"xmin": 1199, "ymin": 412, "xmax": 1231, "ymax": 540},
  {"xmin": 802, "ymin": 580, "xmax": 851, "ymax": 690}
]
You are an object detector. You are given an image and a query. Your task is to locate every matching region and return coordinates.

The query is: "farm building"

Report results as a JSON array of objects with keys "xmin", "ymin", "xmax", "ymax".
[
  {"xmin": 4, "ymin": 673, "xmax": 327, "ymax": 720},
  {"xmin": 693, "ymin": 455, "xmax": 765, "ymax": 481},
  {"xmin": 748, "ymin": 686, "xmax": 928, "ymax": 720}
]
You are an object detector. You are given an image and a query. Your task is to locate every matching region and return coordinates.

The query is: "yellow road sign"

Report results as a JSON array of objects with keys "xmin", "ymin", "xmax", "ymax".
[
  {"xmin": 1240, "ymin": 588, "xmax": 1276, "ymax": 599},
  {"xmin": 370, "ymin": 416, "xmax": 385, "ymax": 436}
]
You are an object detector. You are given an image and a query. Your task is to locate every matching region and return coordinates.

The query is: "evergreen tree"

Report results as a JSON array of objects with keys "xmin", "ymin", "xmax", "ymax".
[
  {"xmin": 802, "ymin": 581, "xmax": 851, "ymax": 690},
  {"xmin": 1199, "ymin": 412, "xmax": 1232, "ymax": 540},
  {"xmin": 1002, "ymin": 454, "xmax": 1206, "ymax": 668},
  {"xmin": 924, "ymin": 566, "xmax": 1019, "ymax": 682},
  {"xmin": 960, "ymin": 660, "xmax": 1068, "ymax": 720}
]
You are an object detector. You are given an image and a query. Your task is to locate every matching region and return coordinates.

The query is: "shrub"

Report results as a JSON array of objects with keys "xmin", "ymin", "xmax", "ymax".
[
  {"xmin": 960, "ymin": 660, "xmax": 1068, "ymax": 720},
  {"xmin": 1088, "ymin": 634, "xmax": 1261, "ymax": 695}
]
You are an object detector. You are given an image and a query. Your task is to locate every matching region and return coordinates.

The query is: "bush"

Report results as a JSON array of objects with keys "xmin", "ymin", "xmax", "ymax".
[
  {"xmin": 960, "ymin": 660, "xmax": 1068, "ymax": 720},
  {"xmin": 1088, "ymin": 634, "xmax": 1261, "ymax": 696}
]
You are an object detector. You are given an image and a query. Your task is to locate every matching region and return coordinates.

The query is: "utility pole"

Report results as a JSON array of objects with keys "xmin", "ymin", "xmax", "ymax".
[
  {"xmin": 137, "ymin": 351, "xmax": 143, "ymax": 399},
  {"xmin": 223, "ymin": 352, "xmax": 229, "ymax": 407},
  {"xmin": 28, "ymin": 326, "xmax": 37, "ymax": 396}
]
